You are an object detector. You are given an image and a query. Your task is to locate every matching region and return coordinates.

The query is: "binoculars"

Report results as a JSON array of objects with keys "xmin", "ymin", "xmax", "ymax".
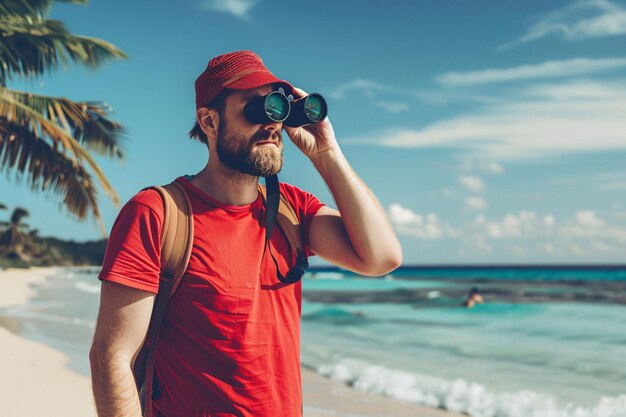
[{"xmin": 244, "ymin": 90, "xmax": 328, "ymax": 127}]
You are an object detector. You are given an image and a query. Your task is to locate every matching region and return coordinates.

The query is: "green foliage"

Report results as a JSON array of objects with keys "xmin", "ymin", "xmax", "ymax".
[
  {"xmin": 29, "ymin": 236, "xmax": 107, "ymax": 266},
  {"xmin": 0, "ymin": 0, "xmax": 127, "ymax": 235},
  {"xmin": 0, "ymin": 203, "xmax": 106, "ymax": 267}
]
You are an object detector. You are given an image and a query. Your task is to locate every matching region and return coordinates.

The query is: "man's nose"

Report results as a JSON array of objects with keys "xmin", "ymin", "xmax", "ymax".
[{"xmin": 259, "ymin": 121, "xmax": 283, "ymax": 137}]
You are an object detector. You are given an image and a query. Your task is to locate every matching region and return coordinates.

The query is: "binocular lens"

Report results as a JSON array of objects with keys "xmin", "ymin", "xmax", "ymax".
[
  {"xmin": 244, "ymin": 91, "xmax": 328, "ymax": 127},
  {"xmin": 283, "ymin": 93, "xmax": 328, "ymax": 127},
  {"xmin": 265, "ymin": 92, "xmax": 290, "ymax": 121},
  {"xmin": 245, "ymin": 91, "xmax": 290, "ymax": 124},
  {"xmin": 304, "ymin": 94, "xmax": 325, "ymax": 122}
]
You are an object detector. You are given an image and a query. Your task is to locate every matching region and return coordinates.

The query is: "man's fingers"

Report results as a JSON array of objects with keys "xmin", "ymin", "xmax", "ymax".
[{"xmin": 291, "ymin": 87, "xmax": 309, "ymax": 99}]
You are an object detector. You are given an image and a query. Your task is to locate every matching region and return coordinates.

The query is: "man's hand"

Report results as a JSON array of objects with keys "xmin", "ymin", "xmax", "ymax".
[
  {"xmin": 283, "ymin": 87, "xmax": 339, "ymax": 160},
  {"xmin": 285, "ymin": 86, "xmax": 403, "ymax": 276}
]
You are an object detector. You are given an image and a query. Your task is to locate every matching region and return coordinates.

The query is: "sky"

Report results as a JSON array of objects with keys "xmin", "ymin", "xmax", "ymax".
[{"xmin": 2, "ymin": 0, "xmax": 626, "ymax": 265}]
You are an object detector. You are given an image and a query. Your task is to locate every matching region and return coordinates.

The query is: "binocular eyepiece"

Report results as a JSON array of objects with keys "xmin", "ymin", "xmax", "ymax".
[{"xmin": 244, "ymin": 90, "xmax": 328, "ymax": 127}]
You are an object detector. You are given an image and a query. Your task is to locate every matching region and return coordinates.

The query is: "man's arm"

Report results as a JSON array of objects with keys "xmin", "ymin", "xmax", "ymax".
[
  {"xmin": 307, "ymin": 147, "xmax": 402, "ymax": 276},
  {"xmin": 90, "ymin": 281, "xmax": 155, "ymax": 417}
]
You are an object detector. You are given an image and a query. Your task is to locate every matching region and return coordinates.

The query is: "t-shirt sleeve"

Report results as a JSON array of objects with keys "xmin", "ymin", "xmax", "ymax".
[
  {"xmin": 98, "ymin": 189, "xmax": 164, "ymax": 293},
  {"xmin": 279, "ymin": 183, "xmax": 326, "ymax": 257}
]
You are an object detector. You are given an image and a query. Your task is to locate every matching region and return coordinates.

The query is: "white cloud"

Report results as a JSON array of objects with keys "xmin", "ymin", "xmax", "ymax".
[
  {"xmin": 458, "ymin": 175, "xmax": 484, "ymax": 192},
  {"xmin": 503, "ymin": 0, "xmax": 626, "ymax": 48},
  {"xmin": 376, "ymin": 101, "xmax": 409, "ymax": 114},
  {"xmin": 387, "ymin": 204, "xmax": 445, "ymax": 239},
  {"xmin": 591, "ymin": 240, "xmax": 617, "ymax": 253},
  {"xmin": 347, "ymin": 79, "xmax": 626, "ymax": 160},
  {"xmin": 460, "ymin": 159, "xmax": 505, "ymax": 174},
  {"xmin": 473, "ymin": 210, "xmax": 626, "ymax": 244},
  {"xmin": 465, "ymin": 197, "xmax": 487, "ymax": 210},
  {"xmin": 549, "ymin": 171, "xmax": 626, "ymax": 191},
  {"xmin": 482, "ymin": 162, "xmax": 505, "ymax": 174},
  {"xmin": 601, "ymin": 181, "xmax": 626, "ymax": 190},
  {"xmin": 467, "ymin": 234, "xmax": 493, "ymax": 254},
  {"xmin": 576, "ymin": 210, "xmax": 604, "ymax": 227},
  {"xmin": 429, "ymin": 189, "xmax": 457, "ymax": 199},
  {"xmin": 562, "ymin": 212, "xmax": 626, "ymax": 242},
  {"xmin": 330, "ymin": 79, "xmax": 493, "ymax": 106},
  {"xmin": 329, "ymin": 79, "xmax": 405, "ymax": 100},
  {"xmin": 436, "ymin": 57, "xmax": 626, "ymax": 86},
  {"xmin": 398, "ymin": 206, "xmax": 626, "ymax": 257},
  {"xmin": 200, "ymin": 0, "xmax": 260, "ymax": 19},
  {"xmin": 485, "ymin": 211, "xmax": 539, "ymax": 239},
  {"xmin": 388, "ymin": 204, "xmax": 420, "ymax": 225},
  {"xmin": 544, "ymin": 215, "xmax": 555, "ymax": 228}
]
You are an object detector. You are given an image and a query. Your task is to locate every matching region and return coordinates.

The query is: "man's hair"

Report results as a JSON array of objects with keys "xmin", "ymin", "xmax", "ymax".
[{"xmin": 189, "ymin": 88, "xmax": 233, "ymax": 145}]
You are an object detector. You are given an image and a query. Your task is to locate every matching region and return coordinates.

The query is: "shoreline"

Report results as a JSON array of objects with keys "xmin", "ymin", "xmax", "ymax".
[
  {"xmin": 0, "ymin": 266, "xmax": 463, "ymax": 417},
  {"xmin": 0, "ymin": 267, "xmax": 96, "ymax": 417}
]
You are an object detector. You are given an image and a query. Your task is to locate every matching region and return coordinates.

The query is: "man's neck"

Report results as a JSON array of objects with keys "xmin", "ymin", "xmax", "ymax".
[{"xmin": 190, "ymin": 162, "xmax": 260, "ymax": 206}]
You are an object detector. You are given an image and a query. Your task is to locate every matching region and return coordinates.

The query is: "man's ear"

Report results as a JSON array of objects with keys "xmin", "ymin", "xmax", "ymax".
[{"xmin": 197, "ymin": 108, "xmax": 220, "ymax": 140}]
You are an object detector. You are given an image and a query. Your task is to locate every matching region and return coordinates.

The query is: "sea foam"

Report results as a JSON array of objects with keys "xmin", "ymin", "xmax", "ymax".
[
  {"xmin": 317, "ymin": 358, "xmax": 626, "ymax": 417},
  {"xmin": 74, "ymin": 281, "xmax": 101, "ymax": 294}
]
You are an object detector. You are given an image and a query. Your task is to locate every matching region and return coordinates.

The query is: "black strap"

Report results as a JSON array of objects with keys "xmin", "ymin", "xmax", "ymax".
[
  {"xmin": 264, "ymin": 174, "xmax": 308, "ymax": 284},
  {"xmin": 264, "ymin": 174, "xmax": 280, "ymax": 241}
]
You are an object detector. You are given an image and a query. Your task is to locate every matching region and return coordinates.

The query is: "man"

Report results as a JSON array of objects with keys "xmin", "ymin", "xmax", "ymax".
[
  {"xmin": 90, "ymin": 50, "xmax": 402, "ymax": 417},
  {"xmin": 462, "ymin": 287, "xmax": 485, "ymax": 308}
]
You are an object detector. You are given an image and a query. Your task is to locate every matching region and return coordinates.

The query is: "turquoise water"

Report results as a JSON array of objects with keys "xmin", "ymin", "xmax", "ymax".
[
  {"xmin": 300, "ymin": 267, "xmax": 626, "ymax": 416},
  {"xmin": 1, "ymin": 266, "xmax": 625, "ymax": 417}
]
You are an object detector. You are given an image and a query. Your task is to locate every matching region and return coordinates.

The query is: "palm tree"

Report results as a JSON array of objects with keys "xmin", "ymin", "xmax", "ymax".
[
  {"xmin": 0, "ymin": 206, "xmax": 31, "ymax": 260},
  {"xmin": 0, "ymin": 0, "xmax": 127, "ymax": 235}
]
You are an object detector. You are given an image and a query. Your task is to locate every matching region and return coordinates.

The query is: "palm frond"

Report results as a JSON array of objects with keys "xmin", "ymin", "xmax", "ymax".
[
  {"xmin": 0, "ymin": 1, "xmax": 52, "ymax": 18},
  {"xmin": 0, "ymin": 122, "xmax": 107, "ymax": 234},
  {"xmin": 0, "ymin": 15, "xmax": 126, "ymax": 84},
  {"xmin": 5, "ymin": 89, "xmax": 126, "ymax": 159},
  {"xmin": 1, "ymin": 88, "xmax": 85, "ymax": 163},
  {"xmin": 0, "ymin": 89, "xmax": 121, "ymax": 206}
]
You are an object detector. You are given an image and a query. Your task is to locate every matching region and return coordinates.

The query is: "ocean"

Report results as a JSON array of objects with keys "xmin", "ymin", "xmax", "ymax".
[{"xmin": 1, "ymin": 266, "xmax": 625, "ymax": 417}]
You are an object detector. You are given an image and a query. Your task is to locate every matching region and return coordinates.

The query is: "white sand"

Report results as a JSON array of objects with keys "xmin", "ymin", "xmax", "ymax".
[
  {"xmin": 0, "ymin": 267, "xmax": 463, "ymax": 417},
  {"xmin": 0, "ymin": 267, "xmax": 96, "ymax": 417}
]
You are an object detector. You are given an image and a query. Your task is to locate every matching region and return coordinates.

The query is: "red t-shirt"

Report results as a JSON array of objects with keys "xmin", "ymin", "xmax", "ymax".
[{"xmin": 99, "ymin": 176, "xmax": 325, "ymax": 417}]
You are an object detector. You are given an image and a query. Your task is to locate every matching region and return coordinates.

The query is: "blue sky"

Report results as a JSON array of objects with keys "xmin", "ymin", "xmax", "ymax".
[{"xmin": 2, "ymin": 0, "xmax": 626, "ymax": 264}]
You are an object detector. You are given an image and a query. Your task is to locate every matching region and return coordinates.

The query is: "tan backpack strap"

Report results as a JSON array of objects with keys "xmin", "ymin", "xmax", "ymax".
[
  {"xmin": 157, "ymin": 182, "xmax": 195, "ymax": 298},
  {"xmin": 135, "ymin": 181, "xmax": 194, "ymax": 417},
  {"xmin": 257, "ymin": 184, "xmax": 305, "ymax": 255}
]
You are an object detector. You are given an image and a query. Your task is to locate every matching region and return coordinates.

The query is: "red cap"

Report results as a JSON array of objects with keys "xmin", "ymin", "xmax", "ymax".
[{"xmin": 194, "ymin": 50, "xmax": 293, "ymax": 109}]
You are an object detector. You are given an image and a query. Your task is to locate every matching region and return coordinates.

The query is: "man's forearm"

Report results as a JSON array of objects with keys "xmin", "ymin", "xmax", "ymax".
[
  {"xmin": 91, "ymin": 355, "xmax": 143, "ymax": 417},
  {"xmin": 311, "ymin": 146, "xmax": 402, "ymax": 271}
]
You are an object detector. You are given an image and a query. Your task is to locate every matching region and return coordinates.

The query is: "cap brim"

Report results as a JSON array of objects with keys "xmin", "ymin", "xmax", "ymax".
[{"xmin": 226, "ymin": 71, "xmax": 293, "ymax": 93}]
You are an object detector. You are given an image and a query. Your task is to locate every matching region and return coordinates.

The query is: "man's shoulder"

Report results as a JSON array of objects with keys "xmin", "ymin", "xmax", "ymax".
[
  {"xmin": 278, "ymin": 182, "xmax": 311, "ymax": 199},
  {"xmin": 121, "ymin": 185, "xmax": 166, "ymax": 219},
  {"xmin": 278, "ymin": 182, "xmax": 324, "ymax": 216}
]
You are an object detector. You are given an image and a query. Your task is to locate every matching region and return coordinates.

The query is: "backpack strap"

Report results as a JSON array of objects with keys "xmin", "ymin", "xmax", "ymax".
[
  {"xmin": 258, "ymin": 184, "xmax": 309, "ymax": 282},
  {"xmin": 134, "ymin": 181, "xmax": 194, "ymax": 417},
  {"xmin": 155, "ymin": 182, "xmax": 195, "ymax": 298}
]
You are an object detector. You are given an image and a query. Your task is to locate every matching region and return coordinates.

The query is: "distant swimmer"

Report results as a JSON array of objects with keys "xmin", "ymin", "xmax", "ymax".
[{"xmin": 462, "ymin": 287, "xmax": 484, "ymax": 308}]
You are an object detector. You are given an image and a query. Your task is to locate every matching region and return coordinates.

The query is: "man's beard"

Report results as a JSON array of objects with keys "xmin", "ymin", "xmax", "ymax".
[{"xmin": 216, "ymin": 119, "xmax": 284, "ymax": 177}]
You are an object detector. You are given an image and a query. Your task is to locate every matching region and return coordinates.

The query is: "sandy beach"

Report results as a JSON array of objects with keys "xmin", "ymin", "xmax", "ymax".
[
  {"xmin": 0, "ymin": 267, "xmax": 462, "ymax": 417},
  {"xmin": 0, "ymin": 267, "xmax": 96, "ymax": 417}
]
